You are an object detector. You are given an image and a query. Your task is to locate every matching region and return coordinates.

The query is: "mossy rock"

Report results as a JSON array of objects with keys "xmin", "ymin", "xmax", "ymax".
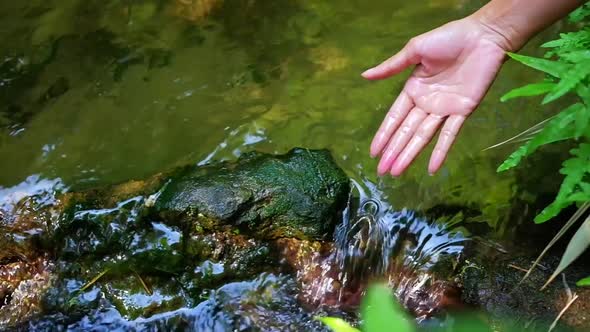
[{"xmin": 153, "ymin": 148, "xmax": 350, "ymax": 240}]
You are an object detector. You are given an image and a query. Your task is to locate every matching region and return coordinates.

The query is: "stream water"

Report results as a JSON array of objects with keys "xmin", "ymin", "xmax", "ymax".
[{"xmin": 0, "ymin": 0, "xmax": 576, "ymax": 331}]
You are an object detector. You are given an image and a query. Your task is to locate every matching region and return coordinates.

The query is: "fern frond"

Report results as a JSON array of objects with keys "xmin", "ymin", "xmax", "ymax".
[
  {"xmin": 506, "ymin": 53, "xmax": 572, "ymax": 78},
  {"xmin": 497, "ymin": 103, "xmax": 585, "ymax": 172},
  {"xmin": 501, "ymin": 82, "xmax": 556, "ymax": 102},
  {"xmin": 569, "ymin": 3, "xmax": 590, "ymax": 23},
  {"xmin": 536, "ymin": 143, "xmax": 590, "ymax": 223},
  {"xmin": 543, "ymin": 60, "xmax": 590, "ymax": 104}
]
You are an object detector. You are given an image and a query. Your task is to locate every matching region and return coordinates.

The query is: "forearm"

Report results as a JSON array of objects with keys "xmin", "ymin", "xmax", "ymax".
[{"xmin": 471, "ymin": 0, "xmax": 584, "ymax": 51}]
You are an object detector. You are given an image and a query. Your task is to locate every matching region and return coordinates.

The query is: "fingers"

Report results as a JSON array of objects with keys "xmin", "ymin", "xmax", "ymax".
[
  {"xmin": 377, "ymin": 107, "xmax": 427, "ymax": 176},
  {"xmin": 428, "ymin": 115, "xmax": 466, "ymax": 175},
  {"xmin": 389, "ymin": 114, "xmax": 445, "ymax": 176},
  {"xmin": 362, "ymin": 39, "xmax": 421, "ymax": 80},
  {"xmin": 370, "ymin": 91, "xmax": 413, "ymax": 157}
]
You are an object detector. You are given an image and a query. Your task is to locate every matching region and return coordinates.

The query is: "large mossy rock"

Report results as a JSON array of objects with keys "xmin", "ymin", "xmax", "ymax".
[
  {"xmin": 153, "ymin": 148, "xmax": 350, "ymax": 240},
  {"xmin": 0, "ymin": 148, "xmax": 350, "ymax": 329}
]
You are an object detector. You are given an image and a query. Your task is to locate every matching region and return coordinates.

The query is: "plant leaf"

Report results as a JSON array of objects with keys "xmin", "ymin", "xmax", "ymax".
[
  {"xmin": 577, "ymin": 276, "xmax": 590, "ymax": 287},
  {"xmin": 542, "ymin": 214, "xmax": 590, "ymax": 289},
  {"xmin": 569, "ymin": 3, "xmax": 590, "ymax": 23},
  {"xmin": 506, "ymin": 52, "xmax": 571, "ymax": 78},
  {"xmin": 317, "ymin": 317, "xmax": 360, "ymax": 332},
  {"xmin": 500, "ymin": 82, "xmax": 557, "ymax": 102},
  {"xmin": 536, "ymin": 143, "xmax": 590, "ymax": 223},
  {"xmin": 497, "ymin": 103, "xmax": 584, "ymax": 173},
  {"xmin": 574, "ymin": 104, "xmax": 590, "ymax": 138},
  {"xmin": 519, "ymin": 203, "xmax": 590, "ymax": 285},
  {"xmin": 362, "ymin": 284, "xmax": 414, "ymax": 332},
  {"xmin": 543, "ymin": 60, "xmax": 590, "ymax": 104}
]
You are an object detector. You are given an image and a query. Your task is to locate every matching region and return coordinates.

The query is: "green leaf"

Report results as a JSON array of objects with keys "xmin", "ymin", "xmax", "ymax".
[
  {"xmin": 542, "ymin": 214, "xmax": 590, "ymax": 289},
  {"xmin": 577, "ymin": 276, "xmax": 590, "ymax": 287},
  {"xmin": 506, "ymin": 52, "xmax": 571, "ymax": 78},
  {"xmin": 535, "ymin": 143, "xmax": 590, "ymax": 223},
  {"xmin": 542, "ymin": 60, "xmax": 590, "ymax": 104},
  {"xmin": 500, "ymin": 82, "xmax": 556, "ymax": 102},
  {"xmin": 574, "ymin": 105, "xmax": 590, "ymax": 138},
  {"xmin": 362, "ymin": 284, "xmax": 414, "ymax": 332},
  {"xmin": 317, "ymin": 317, "xmax": 360, "ymax": 332},
  {"xmin": 497, "ymin": 144, "xmax": 529, "ymax": 172},
  {"xmin": 497, "ymin": 103, "xmax": 584, "ymax": 172},
  {"xmin": 569, "ymin": 3, "xmax": 590, "ymax": 23}
]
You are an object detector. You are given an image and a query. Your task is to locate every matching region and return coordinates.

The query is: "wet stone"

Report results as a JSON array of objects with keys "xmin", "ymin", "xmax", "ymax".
[
  {"xmin": 153, "ymin": 148, "xmax": 350, "ymax": 240},
  {"xmin": 27, "ymin": 273, "xmax": 329, "ymax": 332}
]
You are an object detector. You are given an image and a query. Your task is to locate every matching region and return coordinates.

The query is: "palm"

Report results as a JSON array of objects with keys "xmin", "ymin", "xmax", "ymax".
[{"xmin": 363, "ymin": 19, "xmax": 507, "ymax": 176}]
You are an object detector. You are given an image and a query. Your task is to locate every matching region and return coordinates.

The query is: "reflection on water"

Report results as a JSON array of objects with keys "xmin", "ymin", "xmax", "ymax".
[{"xmin": 0, "ymin": 175, "xmax": 65, "ymax": 212}]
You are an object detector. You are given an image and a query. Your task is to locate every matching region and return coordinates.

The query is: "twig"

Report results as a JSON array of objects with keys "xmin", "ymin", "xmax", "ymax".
[
  {"xmin": 134, "ymin": 271, "xmax": 153, "ymax": 296},
  {"xmin": 561, "ymin": 274, "xmax": 573, "ymax": 300},
  {"xmin": 548, "ymin": 294, "xmax": 578, "ymax": 332},
  {"xmin": 548, "ymin": 275, "xmax": 578, "ymax": 332},
  {"xmin": 508, "ymin": 264, "xmax": 529, "ymax": 273},
  {"xmin": 80, "ymin": 268, "xmax": 110, "ymax": 292}
]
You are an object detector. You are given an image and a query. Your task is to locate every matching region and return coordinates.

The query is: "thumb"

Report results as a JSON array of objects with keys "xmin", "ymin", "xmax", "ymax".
[{"xmin": 362, "ymin": 38, "xmax": 421, "ymax": 80}]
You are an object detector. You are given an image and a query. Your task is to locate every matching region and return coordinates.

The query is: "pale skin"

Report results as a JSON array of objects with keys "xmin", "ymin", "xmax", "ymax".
[{"xmin": 363, "ymin": 0, "xmax": 583, "ymax": 177}]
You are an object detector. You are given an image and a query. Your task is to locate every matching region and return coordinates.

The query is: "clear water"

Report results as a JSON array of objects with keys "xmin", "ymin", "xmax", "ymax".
[
  {"xmin": 0, "ymin": 0, "xmax": 570, "ymax": 329},
  {"xmin": 0, "ymin": 0, "xmax": 562, "ymax": 226}
]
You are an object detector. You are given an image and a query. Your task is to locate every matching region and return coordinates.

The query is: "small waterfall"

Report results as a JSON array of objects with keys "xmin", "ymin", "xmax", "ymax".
[{"xmin": 297, "ymin": 180, "xmax": 468, "ymax": 320}]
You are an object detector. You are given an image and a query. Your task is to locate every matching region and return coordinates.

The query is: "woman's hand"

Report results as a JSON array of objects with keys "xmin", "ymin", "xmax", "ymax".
[{"xmin": 363, "ymin": 17, "xmax": 510, "ymax": 176}]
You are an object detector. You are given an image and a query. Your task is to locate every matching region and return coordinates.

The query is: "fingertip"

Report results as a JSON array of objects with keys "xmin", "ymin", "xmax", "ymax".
[
  {"xmin": 377, "ymin": 159, "xmax": 392, "ymax": 177},
  {"xmin": 361, "ymin": 68, "xmax": 378, "ymax": 79},
  {"xmin": 389, "ymin": 168, "xmax": 402, "ymax": 177},
  {"xmin": 428, "ymin": 152, "xmax": 443, "ymax": 175},
  {"xmin": 369, "ymin": 144, "xmax": 381, "ymax": 159},
  {"xmin": 389, "ymin": 159, "xmax": 407, "ymax": 177}
]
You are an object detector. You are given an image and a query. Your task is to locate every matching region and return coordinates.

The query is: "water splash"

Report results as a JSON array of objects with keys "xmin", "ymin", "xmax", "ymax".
[{"xmin": 297, "ymin": 179, "xmax": 468, "ymax": 320}]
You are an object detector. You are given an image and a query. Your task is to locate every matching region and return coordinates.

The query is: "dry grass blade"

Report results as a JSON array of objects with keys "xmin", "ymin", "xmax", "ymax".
[
  {"xmin": 542, "ymin": 213, "xmax": 590, "ymax": 290},
  {"xmin": 482, "ymin": 116, "xmax": 554, "ymax": 151},
  {"xmin": 80, "ymin": 268, "xmax": 111, "ymax": 292},
  {"xmin": 134, "ymin": 271, "xmax": 153, "ymax": 295},
  {"xmin": 548, "ymin": 276, "xmax": 578, "ymax": 332},
  {"xmin": 518, "ymin": 203, "xmax": 590, "ymax": 286}
]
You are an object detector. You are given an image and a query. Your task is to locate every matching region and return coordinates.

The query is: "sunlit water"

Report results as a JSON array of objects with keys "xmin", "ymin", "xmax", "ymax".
[{"xmin": 0, "ymin": 0, "xmax": 570, "ymax": 330}]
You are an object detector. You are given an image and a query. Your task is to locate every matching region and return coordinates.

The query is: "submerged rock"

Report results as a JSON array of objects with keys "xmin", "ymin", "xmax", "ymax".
[
  {"xmin": 153, "ymin": 148, "xmax": 350, "ymax": 240},
  {"xmin": 27, "ymin": 273, "xmax": 328, "ymax": 332},
  {"xmin": 461, "ymin": 253, "xmax": 590, "ymax": 331}
]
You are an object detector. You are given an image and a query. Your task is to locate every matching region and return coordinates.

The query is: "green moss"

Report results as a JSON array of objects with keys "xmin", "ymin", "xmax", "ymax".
[{"xmin": 154, "ymin": 148, "xmax": 350, "ymax": 240}]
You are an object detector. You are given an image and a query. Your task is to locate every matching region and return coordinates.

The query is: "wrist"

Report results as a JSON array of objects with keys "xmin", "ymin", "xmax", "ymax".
[
  {"xmin": 469, "ymin": 10, "xmax": 522, "ymax": 52},
  {"xmin": 468, "ymin": 0, "xmax": 583, "ymax": 53}
]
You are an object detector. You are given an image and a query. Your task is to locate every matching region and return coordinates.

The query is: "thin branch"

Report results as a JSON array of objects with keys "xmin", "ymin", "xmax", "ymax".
[{"xmin": 548, "ymin": 277, "xmax": 578, "ymax": 332}]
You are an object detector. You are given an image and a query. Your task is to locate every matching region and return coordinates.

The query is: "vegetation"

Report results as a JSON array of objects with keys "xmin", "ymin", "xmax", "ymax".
[
  {"xmin": 318, "ymin": 284, "xmax": 501, "ymax": 332},
  {"xmin": 322, "ymin": 4, "xmax": 590, "ymax": 332},
  {"xmin": 496, "ymin": 3, "xmax": 590, "ymax": 287}
]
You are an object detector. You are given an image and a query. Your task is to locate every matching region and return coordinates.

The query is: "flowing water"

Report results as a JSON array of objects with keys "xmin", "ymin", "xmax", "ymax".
[{"xmin": 0, "ymin": 0, "xmax": 573, "ymax": 330}]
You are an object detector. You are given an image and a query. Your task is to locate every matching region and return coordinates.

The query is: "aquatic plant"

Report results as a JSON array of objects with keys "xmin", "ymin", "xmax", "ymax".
[{"xmin": 496, "ymin": 4, "xmax": 590, "ymax": 286}]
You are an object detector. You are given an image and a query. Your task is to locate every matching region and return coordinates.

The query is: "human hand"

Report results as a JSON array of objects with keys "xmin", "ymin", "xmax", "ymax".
[{"xmin": 362, "ymin": 17, "xmax": 511, "ymax": 176}]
